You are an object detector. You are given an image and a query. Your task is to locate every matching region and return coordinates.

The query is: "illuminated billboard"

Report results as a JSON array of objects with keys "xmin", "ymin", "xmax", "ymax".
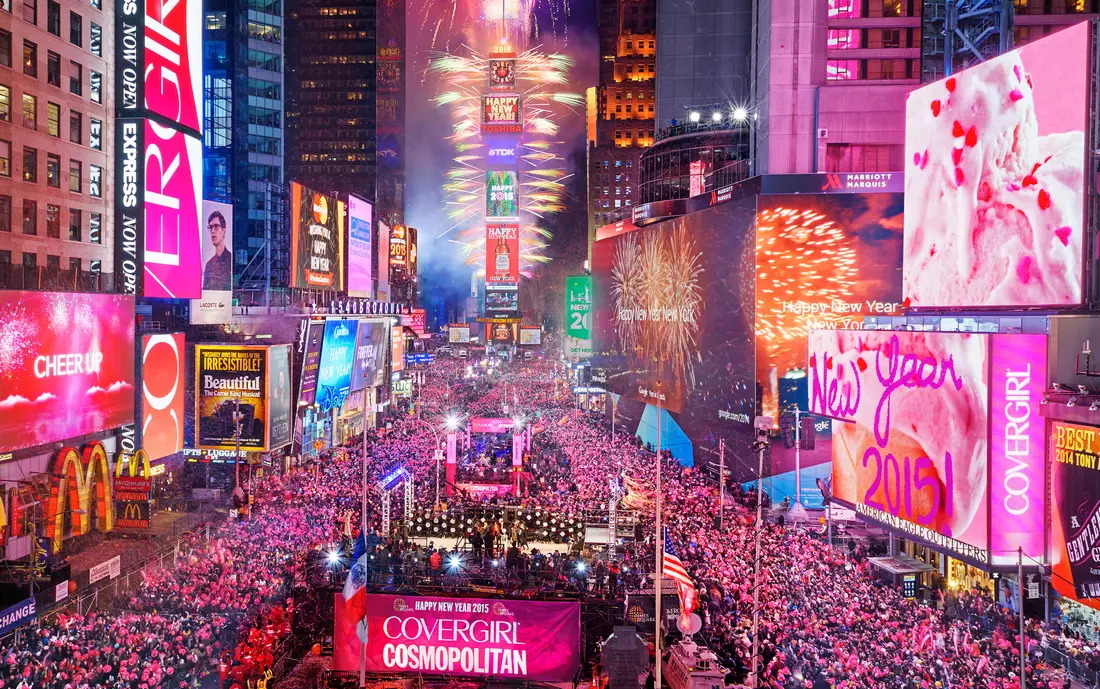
[
  {"xmin": 190, "ymin": 200, "xmax": 234, "ymax": 324},
  {"xmin": 348, "ymin": 195, "xmax": 373, "ymax": 298},
  {"xmin": 485, "ymin": 137, "xmax": 518, "ymax": 167},
  {"xmin": 482, "ymin": 94, "xmax": 522, "ymax": 134},
  {"xmin": 268, "ymin": 344, "xmax": 292, "ymax": 450},
  {"xmin": 0, "ymin": 292, "xmax": 136, "ymax": 454},
  {"xmin": 449, "ymin": 325, "xmax": 471, "ymax": 344},
  {"xmin": 407, "ymin": 227, "xmax": 418, "ymax": 281},
  {"xmin": 316, "ymin": 319, "xmax": 359, "ymax": 412},
  {"xmin": 486, "ymin": 171, "xmax": 519, "ymax": 218},
  {"xmin": 519, "ymin": 327, "xmax": 542, "ymax": 345},
  {"xmin": 141, "ymin": 333, "xmax": 184, "ymax": 461},
  {"xmin": 298, "ymin": 320, "xmax": 324, "ymax": 407},
  {"xmin": 491, "ymin": 322, "xmax": 514, "ymax": 343},
  {"xmin": 1052, "ymin": 421, "xmax": 1100, "ymax": 603},
  {"xmin": 115, "ymin": 120, "xmax": 204, "ymax": 299},
  {"xmin": 378, "ymin": 221, "xmax": 391, "ymax": 300},
  {"xmin": 350, "ymin": 320, "xmax": 389, "ymax": 391},
  {"xmin": 290, "ymin": 182, "xmax": 345, "ymax": 289},
  {"xmin": 489, "ymin": 56, "xmax": 516, "ymax": 92},
  {"xmin": 334, "ymin": 594, "xmax": 581, "ymax": 681},
  {"xmin": 115, "ymin": 0, "xmax": 202, "ymax": 134},
  {"xmin": 486, "ymin": 287, "xmax": 519, "ymax": 313},
  {"xmin": 390, "ymin": 224, "xmax": 409, "ymax": 272},
  {"xmin": 195, "ymin": 345, "xmax": 268, "ymax": 451},
  {"xmin": 808, "ymin": 330, "xmax": 1048, "ymax": 564},
  {"xmin": 391, "ymin": 325, "xmax": 405, "ymax": 372},
  {"xmin": 485, "ymin": 223, "xmax": 520, "ymax": 284},
  {"xmin": 903, "ymin": 22, "xmax": 1090, "ymax": 308}
]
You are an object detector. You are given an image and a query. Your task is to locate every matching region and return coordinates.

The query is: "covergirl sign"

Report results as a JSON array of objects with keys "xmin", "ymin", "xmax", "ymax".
[
  {"xmin": 334, "ymin": 594, "xmax": 580, "ymax": 681},
  {"xmin": 808, "ymin": 330, "xmax": 1047, "ymax": 565}
]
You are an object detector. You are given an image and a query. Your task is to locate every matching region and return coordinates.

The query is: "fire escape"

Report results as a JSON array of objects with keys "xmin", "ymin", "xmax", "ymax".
[{"xmin": 920, "ymin": 0, "xmax": 1014, "ymax": 83}]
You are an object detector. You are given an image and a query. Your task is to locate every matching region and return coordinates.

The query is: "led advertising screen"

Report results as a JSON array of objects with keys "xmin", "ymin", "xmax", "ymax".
[
  {"xmin": 351, "ymin": 320, "xmax": 389, "ymax": 391},
  {"xmin": 316, "ymin": 319, "xmax": 359, "ymax": 412},
  {"xmin": 391, "ymin": 325, "xmax": 406, "ymax": 372},
  {"xmin": 903, "ymin": 21, "xmax": 1090, "ymax": 308},
  {"xmin": 486, "ymin": 223, "xmax": 520, "ymax": 284},
  {"xmin": 141, "ymin": 333, "xmax": 185, "ymax": 461},
  {"xmin": 0, "ymin": 292, "xmax": 135, "ymax": 454},
  {"xmin": 407, "ymin": 227, "xmax": 419, "ymax": 282},
  {"xmin": 491, "ymin": 322, "xmax": 514, "ymax": 343},
  {"xmin": 390, "ymin": 224, "xmax": 409, "ymax": 272},
  {"xmin": 268, "ymin": 344, "xmax": 292, "ymax": 450},
  {"xmin": 489, "ymin": 55, "xmax": 516, "ymax": 92},
  {"xmin": 482, "ymin": 94, "xmax": 522, "ymax": 134},
  {"xmin": 115, "ymin": 0, "xmax": 202, "ymax": 135},
  {"xmin": 755, "ymin": 193, "xmax": 903, "ymax": 503},
  {"xmin": 290, "ymin": 182, "xmax": 345, "ymax": 289},
  {"xmin": 565, "ymin": 276, "xmax": 593, "ymax": 360},
  {"xmin": 808, "ymin": 330, "xmax": 1048, "ymax": 564},
  {"xmin": 298, "ymin": 320, "xmax": 324, "ymax": 407},
  {"xmin": 403, "ymin": 309, "xmax": 427, "ymax": 337},
  {"xmin": 485, "ymin": 137, "xmax": 518, "ymax": 167},
  {"xmin": 449, "ymin": 325, "xmax": 471, "ymax": 344},
  {"xmin": 348, "ymin": 195, "xmax": 373, "ymax": 298},
  {"xmin": 377, "ymin": 222, "xmax": 391, "ymax": 300},
  {"xmin": 144, "ymin": 121, "xmax": 203, "ymax": 299},
  {"xmin": 486, "ymin": 286, "xmax": 519, "ymax": 313},
  {"xmin": 190, "ymin": 200, "xmax": 234, "ymax": 324},
  {"xmin": 1051, "ymin": 421, "xmax": 1100, "ymax": 603},
  {"xmin": 519, "ymin": 327, "xmax": 542, "ymax": 346},
  {"xmin": 486, "ymin": 171, "xmax": 519, "ymax": 218},
  {"xmin": 195, "ymin": 345, "xmax": 268, "ymax": 451},
  {"xmin": 592, "ymin": 193, "xmax": 757, "ymax": 420},
  {"xmin": 334, "ymin": 594, "xmax": 581, "ymax": 681}
]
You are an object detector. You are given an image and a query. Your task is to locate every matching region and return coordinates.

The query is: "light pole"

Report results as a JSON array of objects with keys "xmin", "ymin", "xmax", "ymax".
[
  {"xmin": 750, "ymin": 415, "xmax": 773, "ymax": 688},
  {"xmin": 654, "ymin": 382, "xmax": 663, "ymax": 689}
]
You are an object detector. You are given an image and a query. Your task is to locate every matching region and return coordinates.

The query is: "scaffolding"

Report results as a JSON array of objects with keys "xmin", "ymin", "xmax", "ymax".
[{"xmin": 921, "ymin": 0, "xmax": 1014, "ymax": 84}]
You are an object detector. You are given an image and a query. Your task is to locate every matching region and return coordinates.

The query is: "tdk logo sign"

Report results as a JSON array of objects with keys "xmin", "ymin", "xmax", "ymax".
[{"xmin": 485, "ymin": 138, "xmax": 518, "ymax": 166}]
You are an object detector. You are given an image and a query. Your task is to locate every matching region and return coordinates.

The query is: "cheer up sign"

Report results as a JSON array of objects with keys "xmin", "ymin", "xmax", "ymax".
[{"xmin": 807, "ymin": 330, "xmax": 1047, "ymax": 566}]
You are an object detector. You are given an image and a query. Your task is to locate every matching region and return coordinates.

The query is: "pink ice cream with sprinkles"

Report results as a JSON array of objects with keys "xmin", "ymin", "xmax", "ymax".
[{"xmin": 903, "ymin": 21, "xmax": 1088, "ymax": 308}]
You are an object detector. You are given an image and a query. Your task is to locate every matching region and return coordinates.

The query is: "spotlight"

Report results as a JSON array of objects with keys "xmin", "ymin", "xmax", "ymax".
[
  {"xmin": 492, "ymin": 559, "xmax": 500, "ymax": 568},
  {"xmin": 711, "ymin": 112, "xmax": 722, "ymax": 122},
  {"xmin": 1069, "ymin": 397, "xmax": 1078, "ymax": 407},
  {"xmin": 575, "ymin": 561, "xmax": 587, "ymax": 573},
  {"xmin": 733, "ymin": 107, "xmax": 748, "ymax": 122},
  {"xmin": 448, "ymin": 556, "xmax": 463, "ymax": 570},
  {"xmin": 445, "ymin": 415, "xmax": 460, "ymax": 431},
  {"xmin": 326, "ymin": 549, "xmax": 343, "ymax": 566},
  {"xmin": 689, "ymin": 111, "xmax": 700, "ymax": 123}
]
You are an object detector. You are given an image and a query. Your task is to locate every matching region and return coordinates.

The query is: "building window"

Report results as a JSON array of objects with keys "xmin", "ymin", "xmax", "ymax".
[
  {"xmin": 47, "ymin": 50, "xmax": 59, "ymax": 86},
  {"xmin": 90, "ymin": 22, "xmax": 101, "ymax": 56},
  {"xmin": 69, "ymin": 11, "xmax": 82, "ymax": 46},
  {"xmin": 89, "ymin": 212, "xmax": 100, "ymax": 243},
  {"xmin": 46, "ymin": 152, "xmax": 59, "ymax": 186},
  {"xmin": 68, "ymin": 159, "xmax": 80, "ymax": 192},
  {"xmin": 827, "ymin": 59, "xmax": 859, "ymax": 80},
  {"xmin": 89, "ymin": 70, "xmax": 100, "ymax": 102},
  {"xmin": 69, "ymin": 110, "xmax": 81, "ymax": 143},
  {"xmin": 22, "ymin": 252, "xmax": 36, "ymax": 270},
  {"xmin": 89, "ymin": 163, "xmax": 100, "ymax": 197},
  {"xmin": 69, "ymin": 61, "xmax": 81, "ymax": 95},
  {"xmin": 0, "ymin": 30, "xmax": 10, "ymax": 68},
  {"xmin": 22, "ymin": 146, "xmax": 36, "ymax": 182},
  {"xmin": 22, "ymin": 199, "xmax": 36, "ymax": 235},
  {"xmin": 0, "ymin": 195, "xmax": 9, "ymax": 232},
  {"xmin": 824, "ymin": 143, "xmax": 903, "ymax": 172},
  {"xmin": 21, "ymin": 93, "xmax": 35, "ymax": 128},
  {"xmin": 23, "ymin": 40, "xmax": 36, "ymax": 77},
  {"xmin": 68, "ymin": 208, "xmax": 80, "ymax": 240},
  {"xmin": 47, "ymin": 0, "xmax": 59, "ymax": 34},
  {"xmin": 89, "ymin": 117, "xmax": 100, "ymax": 149},
  {"xmin": 45, "ymin": 203, "xmax": 59, "ymax": 237},
  {"xmin": 68, "ymin": 257, "xmax": 79, "ymax": 273},
  {"xmin": 46, "ymin": 101, "xmax": 59, "ymax": 136},
  {"xmin": 0, "ymin": 84, "xmax": 8, "ymax": 121},
  {"xmin": 22, "ymin": 0, "xmax": 35, "ymax": 24},
  {"xmin": 89, "ymin": 0, "xmax": 99, "ymax": 10},
  {"xmin": 46, "ymin": 255, "xmax": 60, "ymax": 274},
  {"xmin": 0, "ymin": 139, "xmax": 9, "ymax": 176},
  {"xmin": 89, "ymin": 259, "xmax": 100, "ymax": 273}
]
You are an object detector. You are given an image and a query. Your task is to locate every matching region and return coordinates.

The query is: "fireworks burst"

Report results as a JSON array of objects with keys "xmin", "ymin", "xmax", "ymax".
[{"xmin": 428, "ymin": 46, "xmax": 581, "ymax": 275}]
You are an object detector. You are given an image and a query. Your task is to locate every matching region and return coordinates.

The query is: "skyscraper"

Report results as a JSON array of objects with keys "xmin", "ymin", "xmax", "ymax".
[
  {"xmin": 202, "ymin": 0, "xmax": 288, "ymax": 294},
  {"xmin": 587, "ymin": 0, "xmax": 656, "ymax": 234}
]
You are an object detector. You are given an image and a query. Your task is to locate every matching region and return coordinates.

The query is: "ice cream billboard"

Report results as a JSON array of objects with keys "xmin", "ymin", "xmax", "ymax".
[
  {"xmin": 481, "ymin": 94, "xmax": 522, "ymax": 134},
  {"xmin": 334, "ymin": 594, "xmax": 581, "ymax": 681},
  {"xmin": 755, "ymin": 193, "xmax": 903, "ymax": 505},
  {"xmin": 449, "ymin": 325, "xmax": 471, "ymax": 344},
  {"xmin": 391, "ymin": 325, "xmax": 405, "ymax": 373},
  {"xmin": 903, "ymin": 21, "xmax": 1090, "ymax": 308},
  {"xmin": 486, "ymin": 171, "xmax": 519, "ymax": 219},
  {"xmin": 194, "ymin": 345, "xmax": 268, "ymax": 451},
  {"xmin": 348, "ymin": 195, "xmax": 373, "ymax": 298},
  {"xmin": 1051, "ymin": 421, "xmax": 1100, "ymax": 603},
  {"xmin": 290, "ymin": 182, "xmax": 345, "ymax": 289},
  {"xmin": 485, "ymin": 223, "xmax": 519, "ymax": 283},
  {"xmin": 316, "ymin": 319, "xmax": 359, "ymax": 412},
  {"xmin": 297, "ymin": 320, "xmax": 324, "ymax": 407},
  {"xmin": 0, "ymin": 292, "xmax": 135, "ymax": 454},
  {"xmin": 808, "ymin": 330, "xmax": 1048, "ymax": 564},
  {"xmin": 190, "ymin": 200, "xmax": 234, "ymax": 324},
  {"xmin": 140, "ymin": 333, "xmax": 184, "ymax": 461},
  {"xmin": 519, "ymin": 327, "xmax": 542, "ymax": 346},
  {"xmin": 350, "ymin": 320, "xmax": 389, "ymax": 391},
  {"xmin": 268, "ymin": 344, "xmax": 292, "ymax": 449}
]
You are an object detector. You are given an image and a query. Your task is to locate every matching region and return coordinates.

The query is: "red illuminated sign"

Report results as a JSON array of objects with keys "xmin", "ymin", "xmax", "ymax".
[
  {"xmin": 144, "ymin": 0, "xmax": 202, "ymax": 133},
  {"xmin": 141, "ymin": 333, "xmax": 184, "ymax": 461},
  {"xmin": 482, "ymin": 95, "xmax": 521, "ymax": 134},
  {"xmin": 485, "ymin": 223, "xmax": 519, "ymax": 283}
]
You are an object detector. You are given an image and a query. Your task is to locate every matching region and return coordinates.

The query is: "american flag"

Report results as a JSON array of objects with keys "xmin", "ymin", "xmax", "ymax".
[{"xmin": 663, "ymin": 531, "xmax": 698, "ymax": 613}]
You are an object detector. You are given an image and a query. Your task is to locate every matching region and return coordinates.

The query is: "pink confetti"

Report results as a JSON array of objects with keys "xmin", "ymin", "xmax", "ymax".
[
  {"xmin": 954, "ymin": 167, "xmax": 965, "ymax": 187},
  {"xmin": 1016, "ymin": 256, "xmax": 1032, "ymax": 284},
  {"xmin": 1006, "ymin": 182, "xmax": 1022, "ymax": 192},
  {"xmin": 920, "ymin": 150, "xmax": 929, "ymax": 169},
  {"xmin": 1038, "ymin": 189, "xmax": 1051, "ymax": 210},
  {"xmin": 1022, "ymin": 174, "xmax": 1038, "ymax": 187},
  {"xmin": 964, "ymin": 126, "xmax": 977, "ymax": 147},
  {"xmin": 951, "ymin": 147, "xmax": 963, "ymax": 166},
  {"xmin": 1054, "ymin": 226, "xmax": 1072, "ymax": 246},
  {"xmin": 952, "ymin": 121, "xmax": 964, "ymax": 137},
  {"xmin": 1013, "ymin": 64, "xmax": 1021, "ymax": 82},
  {"xmin": 1009, "ymin": 89, "xmax": 1024, "ymax": 102}
]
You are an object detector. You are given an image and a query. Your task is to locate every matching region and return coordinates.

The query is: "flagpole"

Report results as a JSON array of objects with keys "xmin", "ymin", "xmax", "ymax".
[{"xmin": 654, "ymin": 382, "xmax": 662, "ymax": 689}]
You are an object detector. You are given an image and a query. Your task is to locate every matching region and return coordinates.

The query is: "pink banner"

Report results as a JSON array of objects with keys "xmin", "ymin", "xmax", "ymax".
[
  {"xmin": 455, "ymin": 483, "xmax": 514, "ymax": 498},
  {"xmin": 469, "ymin": 418, "xmax": 514, "ymax": 434},
  {"xmin": 335, "ymin": 594, "xmax": 580, "ymax": 681},
  {"xmin": 989, "ymin": 333, "xmax": 1047, "ymax": 565},
  {"xmin": 144, "ymin": 122, "xmax": 202, "ymax": 298}
]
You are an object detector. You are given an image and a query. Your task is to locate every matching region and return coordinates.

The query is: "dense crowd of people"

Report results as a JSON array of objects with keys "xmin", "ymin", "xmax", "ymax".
[{"xmin": 5, "ymin": 352, "xmax": 1099, "ymax": 689}]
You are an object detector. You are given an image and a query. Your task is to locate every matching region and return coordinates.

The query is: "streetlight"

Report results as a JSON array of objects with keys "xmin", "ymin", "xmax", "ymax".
[
  {"xmin": 733, "ymin": 107, "xmax": 748, "ymax": 122},
  {"xmin": 688, "ymin": 111, "xmax": 701, "ymax": 123}
]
